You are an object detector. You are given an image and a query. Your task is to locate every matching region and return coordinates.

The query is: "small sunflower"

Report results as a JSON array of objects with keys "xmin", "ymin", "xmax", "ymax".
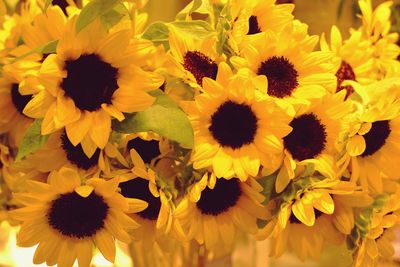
[
  {"xmin": 344, "ymin": 80, "xmax": 400, "ymax": 193},
  {"xmin": 23, "ymin": 18, "xmax": 164, "ymax": 155},
  {"xmin": 168, "ymin": 25, "xmax": 223, "ymax": 87},
  {"xmin": 320, "ymin": 25, "xmax": 375, "ymax": 98},
  {"xmin": 275, "ymin": 90, "xmax": 353, "ymax": 193},
  {"xmin": 353, "ymin": 192, "xmax": 400, "ymax": 267},
  {"xmin": 174, "ymin": 172, "xmax": 268, "ymax": 250},
  {"xmin": 229, "ymin": 0, "xmax": 294, "ymax": 51},
  {"xmin": 260, "ymin": 179, "xmax": 369, "ymax": 261},
  {"xmin": 181, "ymin": 62, "xmax": 292, "ymax": 181},
  {"xmin": 10, "ymin": 167, "xmax": 148, "ymax": 266},
  {"xmin": 231, "ymin": 22, "xmax": 336, "ymax": 104}
]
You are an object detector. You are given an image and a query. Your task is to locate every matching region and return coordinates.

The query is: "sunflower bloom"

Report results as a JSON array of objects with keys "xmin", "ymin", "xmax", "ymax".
[
  {"xmin": 23, "ymin": 18, "xmax": 164, "ymax": 157},
  {"xmin": 181, "ymin": 62, "xmax": 292, "ymax": 180},
  {"xmin": 9, "ymin": 167, "xmax": 148, "ymax": 267}
]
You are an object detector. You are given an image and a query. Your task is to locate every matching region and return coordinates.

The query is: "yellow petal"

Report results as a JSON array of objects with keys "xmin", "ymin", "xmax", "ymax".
[
  {"xmin": 346, "ymin": 135, "xmax": 366, "ymax": 157},
  {"xmin": 75, "ymin": 185, "xmax": 94, "ymax": 198},
  {"xmin": 94, "ymin": 230, "xmax": 116, "ymax": 263},
  {"xmin": 312, "ymin": 191, "xmax": 334, "ymax": 215},
  {"xmin": 292, "ymin": 196, "xmax": 315, "ymax": 226},
  {"xmin": 88, "ymin": 111, "xmax": 110, "ymax": 149}
]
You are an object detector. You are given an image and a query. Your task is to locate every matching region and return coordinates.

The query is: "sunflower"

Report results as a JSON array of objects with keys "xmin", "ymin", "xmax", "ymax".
[
  {"xmin": 23, "ymin": 18, "xmax": 164, "ymax": 156},
  {"xmin": 260, "ymin": 179, "xmax": 370, "ymax": 261},
  {"xmin": 231, "ymin": 21, "xmax": 337, "ymax": 105},
  {"xmin": 168, "ymin": 24, "xmax": 223, "ymax": 88},
  {"xmin": 357, "ymin": 0, "xmax": 400, "ymax": 79},
  {"xmin": 275, "ymin": 90, "xmax": 353, "ymax": 193},
  {"xmin": 229, "ymin": 0, "xmax": 294, "ymax": 51},
  {"xmin": 9, "ymin": 167, "xmax": 148, "ymax": 266},
  {"xmin": 181, "ymin": 62, "xmax": 292, "ymax": 181},
  {"xmin": 353, "ymin": 192, "xmax": 400, "ymax": 267},
  {"xmin": 320, "ymin": 25, "xmax": 375, "ymax": 98},
  {"xmin": 174, "ymin": 172, "xmax": 269, "ymax": 251},
  {"xmin": 118, "ymin": 168, "xmax": 180, "ymax": 250},
  {"xmin": 0, "ymin": 70, "xmax": 34, "ymax": 147}
]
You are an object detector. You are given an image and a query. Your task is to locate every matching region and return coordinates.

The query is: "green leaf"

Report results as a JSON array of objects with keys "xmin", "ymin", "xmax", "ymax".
[
  {"xmin": 142, "ymin": 21, "xmax": 170, "ymax": 50},
  {"xmin": 113, "ymin": 90, "xmax": 194, "ymax": 148},
  {"xmin": 16, "ymin": 119, "xmax": 49, "ymax": 161},
  {"xmin": 100, "ymin": 3, "xmax": 129, "ymax": 29},
  {"xmin": 14, "ymin": 40, "xmax": 58, "ymax": 62},
  {"xmin": 176, "ymin": 0, "xmax": 212, "ymax": 20},
  {"xmin": 75, "ymin": 0, "xmax": 121, "ymax": 33},
  {"xmin": 170, "ymin": 20, "xmax": 214, "ymax": 38}
]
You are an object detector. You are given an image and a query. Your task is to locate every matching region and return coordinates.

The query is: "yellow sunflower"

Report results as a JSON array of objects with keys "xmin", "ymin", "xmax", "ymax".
[
  {"xmin": 174, "ymin": 172, "xmax": 269, "ymax": 250},
  {"xmin": 231, "ymin": 21, "xmax": 336, "ymax": 105},
  {"xmin": 357, "ymin": 0, "xmax": 400, "ymax": 79},
  {"xmin": 260, "ymin": 179, "xmax": 370, "ymax": 261},
  {"xmin": 229, "ymin": 0, "xmax": 294, "ymax": 51},
  {"xmin": 344, "ymin": 80, "xmax": 400, "ymax": 194},
  {"xmin": 275, "ymin": 90, "xmax": 353, "ymax": 193},
  {"xmin": 320, "ymin": 25, "xmax": 375, "ymax": 98},
  {"xmin": 181, "ymin": 62, "xmax": 292, "ymax": 181},
  {"xmin": 23, "ymin": 18, "xmax": 164, "ymax": 156},
  {"xmin": 353, "ymin": 192, "xmax": 400, "ymax": 267},
  {"xmin": 9, "ymin": 167, "xmax": 148, "ymax": 266},
  {"xmin": 168, "ymin": 25, "xmax": 223, "ymax": 87}
]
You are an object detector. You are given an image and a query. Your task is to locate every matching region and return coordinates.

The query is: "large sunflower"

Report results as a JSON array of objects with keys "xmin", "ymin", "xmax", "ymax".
[
  {"xmin": 23, "ymin": 18, "xmax": 164, "ymax": 156},
  {"xmin": 181, "ymin": 62, "xmax": 292, "ymax": 181},
  {"xmin": 275, "ymin": 90, "xmax": 353, "ymax": 193},
  {"xmin": 9, "ymin": 167, "xmax": 148, "ymax": 266},
  {"xmin": 174, "ymin": 172, "xmax": 268, "ymax": 251},
  {"xmin": 231, "ymin": 22, "xmax": 336, "ymax": 105}
]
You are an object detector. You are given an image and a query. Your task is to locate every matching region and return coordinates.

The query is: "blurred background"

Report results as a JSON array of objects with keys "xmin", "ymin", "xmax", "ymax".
[{"xmin": 1, "ymin": 0, "xmax": 400, "ymax": 266}]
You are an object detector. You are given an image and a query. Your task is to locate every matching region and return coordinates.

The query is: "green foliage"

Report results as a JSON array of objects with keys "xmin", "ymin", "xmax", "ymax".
[
  {"xmin": 176, "ymin": 0, "xmax": 212, "ymax": 21},
  {"xmin": 16, "ymin": 119, "xmax": 49, "ymax": 161},
  {"xmin": 75, "ymin": 0, "xmax": 121, "ymax": 33},
  {"xmin": 112, "ymin": 90, "xmax": 194, "ymax": 148},
  {"xmin": 142, "ymin": 21, "xmax": 170, "ymax": 49},
  {"xmin": 100, "ymin": 3, "xmax": 130, "ymax": 29}
]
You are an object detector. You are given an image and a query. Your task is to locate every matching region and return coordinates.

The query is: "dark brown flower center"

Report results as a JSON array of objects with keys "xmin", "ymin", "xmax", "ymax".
[
  {"xmin": 284, "ymin": 113, "xmax": 327, "ymax": 161},
  {"xmin": 60, "ymin": 132, "xmax": 100, "ymax": 170},
  {"xmin": 257, "ymin": 56, "xmax": 299, "ymax": 98},
  {"xmin": 196, "ymin": 178, "xmax": 241, "ymax": 216},
  {"xmin": 335, "ymin": 60, "xmax": 356, "ymax": 98},
  {"xmin": 209, "ymin": 100, "xmax": 258, "ymax": 149},
  {"xmin": 361, "ymin": 120, "xmax": 391, "ymax": 157},
  {"xmin": 126, "ymin": 138, "xmax": 160, "ymax": 164},
  {"xmin": 11, "ymin": 83, "xmax": 32, "ymax": 116},
  {"xmin": 48, "ymin": 191, "xmax": 109, "ymax": 238},
  {"xmin": 61, "ymin": 53, "xmax": 119, "ymax": 112},
  {"xmin": 248, "ymin": 16, "xmax": 261, "ymax": 35},
  {"xmin": 119, "ymin": 178, "xmax": 161, "ymax": 220},
  {"xmin": 183, "ymin": 51, "xmax": 218, "ymax": 86}
]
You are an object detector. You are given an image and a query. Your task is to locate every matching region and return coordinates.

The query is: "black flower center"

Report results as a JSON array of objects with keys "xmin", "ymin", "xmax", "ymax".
[
  {"xmin": 276, "ymin": 0, "xmax": 294, "ymax": 3},
  {"xmin": 183, "ymin": 51, "xmax": 218, "ymax": 86},
  {"xmin": 209, "ymin": 100, "xmax": 258, "ymax": 149},
  {"xmin": 335, "ymin": 60, "xmax": 356, "ymax": 99},
  {"xmin": 196, "ymin": 178, "xmax": 241, "ymax": 216},
  {"xmin": 61, "ymin": 53, "xmax": 119, "ymax": 112},
  {"xmin": 361, "ymin": 120, "xmax": 391, "ymax": 157},
  {"xmin": 119, "ymin": 178, "xmax": 161, "ymax": 220},
  {"xmin": 11, "ymin": 83, "xmax": 32, "ymax": 116},
  {"xmin": 248, "ymin": 16, "xmax": 261, "ymax": 35},
  {"xmin": 52, "ymin": 0, "xmax": 72, "ymax": 15},
  {"xmin": 126, "ymin": 138, "xmax": 160, "ymax": 164},
  {"xmin": 257, "ymin": 56, "xmax": 299, "ymax": 98},
  {"xmin": 284, "ymin": 113, "xmax": 327, "ymax": 161},
  {"xmin": 60, "ymin": 132, "xmax": 100, "ymax": 170},
  {"xmin": 48, "ymin": 191, "xmax": 109, "ymax": 238}
]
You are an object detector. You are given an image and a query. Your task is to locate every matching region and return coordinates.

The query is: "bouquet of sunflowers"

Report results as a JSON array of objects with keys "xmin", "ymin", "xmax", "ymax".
[{"xmin": 0, "ymin": 0, "xmax": 400, "ymax": 266}]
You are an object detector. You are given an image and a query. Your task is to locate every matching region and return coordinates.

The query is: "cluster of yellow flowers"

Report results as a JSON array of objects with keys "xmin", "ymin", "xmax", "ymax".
[{"xmin": 0, "ymin": 0, "xmax": 399, "ymax": 266}]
